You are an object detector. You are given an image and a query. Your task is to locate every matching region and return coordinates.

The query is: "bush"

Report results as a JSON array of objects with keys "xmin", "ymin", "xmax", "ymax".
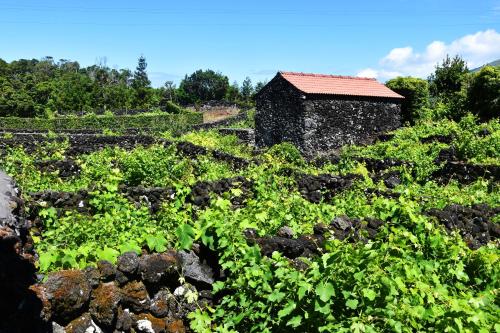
[
  {"xmin": 267, "ymin": 142, "xmax": 305, "ymax": 166},
  {"xmin": 386, "ymin": 77, "xmax": 429, "ymax": 123},
  {"xmin": 467, "ymin": 65, "xmax": 500, "ymax": 121},
  {"xmin": 0, "ymin": 112, "xmax": 202, "ymax": 132},
  {"xmin": 164, "ymin": 101, "xmax": 186, "ymax": 114}
]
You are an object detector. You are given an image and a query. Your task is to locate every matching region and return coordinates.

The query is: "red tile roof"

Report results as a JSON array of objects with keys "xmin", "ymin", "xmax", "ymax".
[{"xmin": 279, "ymin": 71, "xmax": 404, "ymax": 99}]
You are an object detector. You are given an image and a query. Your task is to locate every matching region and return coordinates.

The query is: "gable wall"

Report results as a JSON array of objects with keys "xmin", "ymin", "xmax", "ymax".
[{"xmin": 255, "ymin": 76, "xmax": 306, "ymax": 149}]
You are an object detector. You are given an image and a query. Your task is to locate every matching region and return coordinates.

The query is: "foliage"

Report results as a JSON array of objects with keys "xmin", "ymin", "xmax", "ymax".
[
  {"xmin": 343, "ymin": 116, "xmax": 500, "ymax": 178},
  {"xmin": 386, "ymin": 77, "xmax": 429, "ymax": 123},
  {"xmin": 428, "ymin": 55, "xmax": 470, "ymax": 120},
  {"xmin": 267, "ymin": 142, "xmax": 305, "ymax": 167},
  {"xmin": 428, "ymin": 55, "xmax": 469, "ymax": 98},
  {"xmin": 177, "ymin": 130, "xmax": 254, "ymax": 159},
  {"xmin": 132, "ymin": 56, "xmax": 153, "ymax": 107},
  {"xmin": 240, "ymin": 77, "xmax": 254, "ymax": 102},
  {"xmin": 178, "ymin": 69, "xmax": 230, "ymax": 104},
  {"xmin": 0, "ymin": 112, "xmax": 202, "ymax": 132},
  {"xmin": 0, "ymin": 57, "xmax": 160, "ymax": 116},
  {"xmin": 0, "ymin": 56, "xmax": 255, "ymax": 116},
  {"xmin": 467, "ymin": 65, "xmax": 500, "ymax": 121},
  {"xmin": 1, "ymin": 109, "xmax": 498, "ymax": 332},
  {"xmin": 228, "ymin": 109, "xmax": 255, "ymax": 129},
  {"xmin": 450, "ymin": 115, "xmax": 500, "ymax": 164},
  {"xmin": 189, "ymin": 196, "xmax": 499, "ymax": 333}
]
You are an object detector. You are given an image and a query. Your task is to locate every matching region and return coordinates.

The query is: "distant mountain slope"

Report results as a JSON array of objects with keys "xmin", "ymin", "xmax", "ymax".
[{"xmin": 471, "ymin": 59, "xmax": 500, "ymax": 72}]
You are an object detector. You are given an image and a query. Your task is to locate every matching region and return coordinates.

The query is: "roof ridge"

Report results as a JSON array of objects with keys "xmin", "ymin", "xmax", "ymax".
[{"xmin": 279, "ymin": 71, "xmax": 376, "ymax": 81}]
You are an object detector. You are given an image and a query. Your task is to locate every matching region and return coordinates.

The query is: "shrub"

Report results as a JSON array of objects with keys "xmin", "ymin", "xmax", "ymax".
[
  {"xmin": 467, "ymin": 65, "xmax": 500, "ymax": 121},
  {"xmin": 386, "ymin": 77, "xmax": 429, "ymax": 123},
  {"xmin": 164, "ymin": 101, "xmax": 186, "ymax": 114},
  {"xmin": 267, "ymin": 142, "xmax": 305, "ymax": 166},
  {"xmin": 0, "ymin": 112, "xmax": 202, "ymax": 132}
]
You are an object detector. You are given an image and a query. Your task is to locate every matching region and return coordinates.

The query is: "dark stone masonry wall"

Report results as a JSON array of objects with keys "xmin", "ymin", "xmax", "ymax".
[
  {"xmin": 0, "ymin": 171, "xmax": 217, "ymax": 333},
  {"xmin": 255, "ymin": 75, "xmax": 305, "ymax": 149},
  {"xmin": 302, "ymin": 96, "xmax": 401, "ymax": 155}
]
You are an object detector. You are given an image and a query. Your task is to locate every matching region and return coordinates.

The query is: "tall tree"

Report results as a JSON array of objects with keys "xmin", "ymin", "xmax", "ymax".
[
  {"xmin": 226, "ymin": 81, "xmax": 241, "ymax": 103},
  {"xmin": 163, "ymin": 81, "xmax": 175, "ymax": 101},
  {"xmin": 428, "ymin": 55, "xmax": 470, "ymax": 119},
  {"xmin": 240, "ymin": 77, "xmax": 254, "ymax": 101},
  {"xmin": 132, "ymin": 56, "xmax": 151, "ymax": 90},
  {"xmin": 131, "ymin": 56, "xmax": 151, "ymax": 107},
  {"xmin": 428, "ymin": 55, "xmax": 468, "ymax": 97}
]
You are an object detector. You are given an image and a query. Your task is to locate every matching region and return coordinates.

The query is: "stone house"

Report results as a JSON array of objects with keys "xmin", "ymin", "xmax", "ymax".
[{"xmin": 255, "ymin": 71, "xmax": 404, "ymax": 155}]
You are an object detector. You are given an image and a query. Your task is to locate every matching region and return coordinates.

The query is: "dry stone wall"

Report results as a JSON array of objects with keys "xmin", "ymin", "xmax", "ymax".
[{"xmin": 0, "ymin": 170, "xmax": 218, "ymax": 333}]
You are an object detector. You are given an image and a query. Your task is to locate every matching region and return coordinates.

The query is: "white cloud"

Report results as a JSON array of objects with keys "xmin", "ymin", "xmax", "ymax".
[
  {"xmin": 381, "ymin": 47, "xmax": 413, "ymax": 66},
  {"xmin": 356, "ymin": 68, "xmax": 378, "ymax": 78},
  {"xmin": 356, "ymin": 68, "xmax": 402, "ymax": 79},
  {"xmin": 356, "ymin": 29, "xmax": 500, "ymax": 81}
]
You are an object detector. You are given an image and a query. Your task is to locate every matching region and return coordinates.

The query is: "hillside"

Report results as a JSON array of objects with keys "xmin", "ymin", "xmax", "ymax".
[
  {"xmin": 471, "ymin": 58, "xmax": 500, "ymax": 72},
  {"xmin": 0, "ymin": 114, "xmax": 498, "ymax": 332}
]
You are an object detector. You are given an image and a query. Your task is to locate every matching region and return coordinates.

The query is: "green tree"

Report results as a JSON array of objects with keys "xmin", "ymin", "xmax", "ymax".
[
  {"xmin": 428, "ymin": 55, "xmax": 469, "ymax": 97},
  {"xmin": 132, "ymin": 56, "xmax": 151, "ymax": 89},
  {"xmin": 178, "ymin": 69, "xmax": 229, "ymax": 104},
  {"xmin": 386, "ymin": 77, "xmax": 429, "ymax": 123},
  {"xmin": 428, "ymin": 55, "xmax": 470, "ymax": 119},
  {"xmin": 467, "ymin": 65, "xmax": 500, "ymax": 120},
  {"xmin": 253, "ymin": 80, "xmax": 267, "ymax": 100},
  {"xmin": 47, "ymin": 72, "xmax": 94, "ymax": 113},
  {"xmin": 131, "ymin": 56, "xmax": 152, "ymax": 107},
  {"xmin": 240, "ymin": 77, "xmax": 254, "ymax": 102},
  {"xmin": 226, "ymin": 81, "xmax": 241, "ymax": 103},
  {"xmin": 160, "ymin": 81, "xmax": 176, "ymax": 104}
]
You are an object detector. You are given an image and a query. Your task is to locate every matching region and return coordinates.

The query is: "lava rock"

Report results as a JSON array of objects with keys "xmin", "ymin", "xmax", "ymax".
[
  {"xmin": 84, "ymin": 266, "xmax": 101, "ymax": 289},
  {"xmin": 331, "ymin": 216, "xmax": 353, "ymax": 231},
  {"xmin": 138, "ymin": 251, "xmax": 179, "ymax": 286},
  {"xmin": 120, "ymin": 281, "xmax": 150, "ymax": 313},
  {"xmin": 115, "ymin": 269, "xmax": 130, "ymax": 286},
  {"xmin": 251, "ymin": 235, "xmax": 322, "ymax": 259},
  {"xmin": 134, "ymin": 313, "xmax": 167, "ymax": 333},
  {"xmin": 177, "ymin": 251, "xmax": 215, "ymax": 288},
  {"xmin": 277, "ymin": 226, "xmax": 294, "ymax": 239},
  {"xmin": 426, "ymin": 204, "xmax": 500, "ymax": 249},
  {"xmin": 165, "ymin": 319, "xmax": 186, "ymax": 333},
  {"xmin": 29, "ymin": 284, "xmax": 52, "ymax": 323},
  {"xmin": 115, "ymin": 307, "xmax": 134, "ymax": 331},
  {"xmin": 65, "ymin": 312, "xmax": 102, "ymax": 333},
  {"xmin": 150, "ymin": 289, "xmax": 175, "ymax": 318},
  {"xmin": 117, "ymin": 251, "xmax": 139, "ymax": 275},
  {"xmin": 89, "ymin": 282, "xmax": 121, "ymax": 328},
  {"xmin": 44, "ymin": 270, "xmax": 92, "ymax": 324},
  {"xmin": 52, "ymin": 322, "xmax": 66, "ymax": 333},
  {"xmin": 97, "ymin": 260, "xmax": 116, "ymax": 281}
]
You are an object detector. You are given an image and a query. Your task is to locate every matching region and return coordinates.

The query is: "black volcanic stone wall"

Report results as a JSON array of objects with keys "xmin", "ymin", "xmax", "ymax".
[
  {"xmin": 301, "ymin": 96, "xmax": 401, "ymax": 155},
  {"xmin": 255, "ymin": 75, "xmax": 305, "ymax": 149}
]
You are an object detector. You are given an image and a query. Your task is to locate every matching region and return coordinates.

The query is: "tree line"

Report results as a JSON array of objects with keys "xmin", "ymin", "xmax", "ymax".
[
  {"xmin": 386, "ymin": 55, "xmax": 499, "ymax": 122},
  {"xmin": 0, "ymin": 56, "xmax": 266, "ymax": 117}
]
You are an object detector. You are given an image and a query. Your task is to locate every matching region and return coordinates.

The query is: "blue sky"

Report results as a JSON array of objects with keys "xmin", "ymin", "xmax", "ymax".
[{"xmin": 0, "ymin": 0, "xmax": 499, "ymax": 86}]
